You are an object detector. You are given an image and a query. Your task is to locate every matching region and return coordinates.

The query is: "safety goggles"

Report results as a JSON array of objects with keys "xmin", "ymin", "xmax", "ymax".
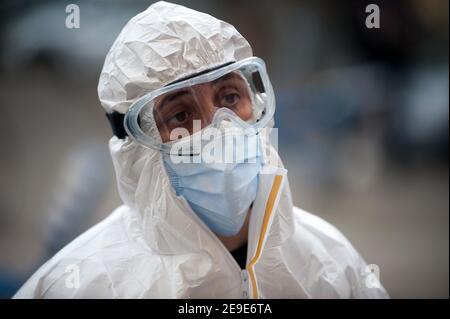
[{"xmin": 123, "ymin": 57, "xmax": 275, "ymax": 154}]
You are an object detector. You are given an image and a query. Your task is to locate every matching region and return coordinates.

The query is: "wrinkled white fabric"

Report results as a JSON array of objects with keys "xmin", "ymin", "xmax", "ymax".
[
  {"xmin": 98, "ymin": 1, "xmax": 252, "ymax": 114},
  {"xmin": 14, "ymin": 1, "xmax": 388, "ymax": 299}
]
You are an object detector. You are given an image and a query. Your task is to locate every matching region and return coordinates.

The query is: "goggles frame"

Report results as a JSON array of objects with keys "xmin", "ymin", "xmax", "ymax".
[{"xmin": 124, "ymin": 57, "xmax": 275, "ymax": 153}]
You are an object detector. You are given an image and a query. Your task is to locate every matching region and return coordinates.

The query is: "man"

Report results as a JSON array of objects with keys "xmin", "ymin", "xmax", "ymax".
[{"xmin": 15, "ymin": 1, "xmax": 388, "ymax": 298}]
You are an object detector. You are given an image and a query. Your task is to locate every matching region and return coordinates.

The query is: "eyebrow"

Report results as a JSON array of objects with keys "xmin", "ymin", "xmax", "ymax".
[
  {"xmin": 156, "ymin": 73, "xmax": 244, "ymax": 110},
  {"xmin": 211, "ymin": 72, "xmax": 244, "ymax": 86},
  {"xmin": 157, "ymin": 90, "xmax": 191, "ymax": 111}
]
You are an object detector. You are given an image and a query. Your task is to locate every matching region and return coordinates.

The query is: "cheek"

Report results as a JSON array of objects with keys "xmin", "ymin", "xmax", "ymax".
[
  {"xmin": 160, "ymin": 129, "xmax": 170, "ymax": 143},
  {"xmin": 154, "ymin": 116, "xmax": 170, "ymax": 143}
]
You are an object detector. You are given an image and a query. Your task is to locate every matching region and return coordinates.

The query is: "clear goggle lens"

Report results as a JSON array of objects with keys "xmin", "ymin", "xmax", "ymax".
[{"xmin": 124, "ymin": 57, "xmax": 275, "ymax": 154}]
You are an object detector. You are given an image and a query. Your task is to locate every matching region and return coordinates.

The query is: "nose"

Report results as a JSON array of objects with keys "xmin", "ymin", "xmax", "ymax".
[{"xmin": 194, "ymin": 86, "xmax": 220, "ymax": 128}]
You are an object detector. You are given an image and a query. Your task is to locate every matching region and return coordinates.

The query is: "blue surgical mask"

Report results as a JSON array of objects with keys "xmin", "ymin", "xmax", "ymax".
[{"xmin": 163, "ymin": 131, "xmax": 263, "ymax": 237}]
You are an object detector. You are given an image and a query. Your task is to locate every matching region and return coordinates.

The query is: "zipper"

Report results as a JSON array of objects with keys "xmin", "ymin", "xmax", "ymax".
[
  {"xmin": 175, "ymin": 195, "xmax": 248, "ymax": 296},
  {"xmin": 241, "ymin": 269, "xmax": 250, "ymax": 299},
  {"xmin": 202, "ymin": 224, "xmax": 251, "ymax": 299},
  {"xmin": 167, "ymin": 164, "xmax": 286, "ymax": 300},
  {"xmin": 201, "ymin": 224, "xmax": 251, "ymax": 299},
  {"xmin": 161, "ymin": 154, "xmax": 252, "ymax": 298},
  {"xmin": 171, "ymin": 172, "xmax": 284, "ymax": 299}
]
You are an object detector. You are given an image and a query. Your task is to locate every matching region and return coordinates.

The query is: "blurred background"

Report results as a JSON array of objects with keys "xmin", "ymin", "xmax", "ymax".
[{"xmin": 0, "ymin": 0, "xmax": 448, "ymax": 298}]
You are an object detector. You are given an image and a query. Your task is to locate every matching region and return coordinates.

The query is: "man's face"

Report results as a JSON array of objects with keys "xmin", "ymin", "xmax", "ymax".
[{"xmin": 154, "ymin": 72, "xmax": 253, "ymax": 142}]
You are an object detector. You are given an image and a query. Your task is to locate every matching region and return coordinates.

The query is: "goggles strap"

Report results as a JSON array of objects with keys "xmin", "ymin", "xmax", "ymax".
[
  {"xmin": 167, "ymin": 61, "xmax": 235, "ymax": 85},
  {"xmin": 105, "ymin": 111, "xmax": 128, "ymax": 139}
]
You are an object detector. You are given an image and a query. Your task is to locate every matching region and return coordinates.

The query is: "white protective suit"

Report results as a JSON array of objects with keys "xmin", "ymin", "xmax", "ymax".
[{"xmin": 15, "ymin": 1, "xmax": 388, "ymax": 298}]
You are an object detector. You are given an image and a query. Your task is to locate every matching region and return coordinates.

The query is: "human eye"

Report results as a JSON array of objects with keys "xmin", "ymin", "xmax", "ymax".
[
  {"xmin": 218, "ymin": 88, "xmax": 241, "ymax": 108},
  {"xmin": 167, "ymin": 109, "xmax": 192, "ymax": 126}
]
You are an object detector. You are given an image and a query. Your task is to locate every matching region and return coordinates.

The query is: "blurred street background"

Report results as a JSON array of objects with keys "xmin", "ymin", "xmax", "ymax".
[{"xmin": 0, "ymin": 0, "xmax": 448, "ymax": 298}]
